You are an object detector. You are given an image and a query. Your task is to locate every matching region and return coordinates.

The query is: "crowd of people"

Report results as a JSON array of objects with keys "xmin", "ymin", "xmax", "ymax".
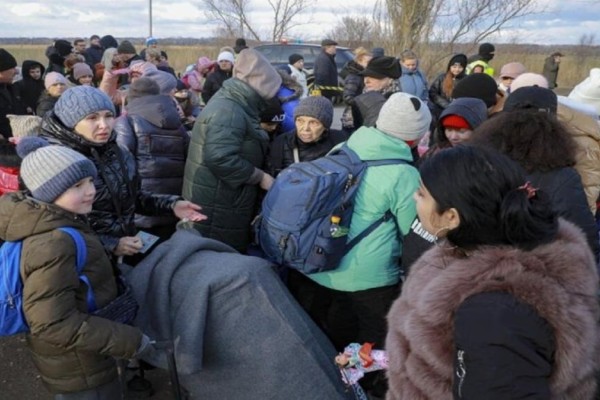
[{"xmin": 0, "ymin": 34, "xmax": 600, "ymax": 400}]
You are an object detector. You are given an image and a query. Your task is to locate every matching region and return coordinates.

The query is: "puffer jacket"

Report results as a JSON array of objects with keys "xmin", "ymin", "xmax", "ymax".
[
  {"xmin": 0, "ymin": 192, "xmax": 142, "ymax": 394},
  {"xmin": 341, "ymin": 60, "xmax": 365, "ymax": 106},
  {"xmin": 557, "ymin": 103, "xmax": 600, "ymax": 214},
  {"xmin": 201, "ymin": 66, "xmax": 232, "ymax": 104},
  {"xmin": 36, "ymin": 91, "xmax": 59, "ymax": 117},
  {"xmin": 307, "ymin": 126, "xmax": 420, "ymax": 291},
  {"xmin": 399, "ymin": 64, "xmax": 428, "ymax": 102},
  {"xmin": 267, "ymin": 128, "xmax": 349, "ymax": 177},
  {"xmin": 115, "ymin": 95, "xmax": 189, "ymax": 229},
  {"xmin": 40, "ymin": 112, "xmax": 180, "ymax": 253},
  {"xmin": 386, "ymin": 220, "xmax": 600, "ymax": 400},
  {"xmin": 182, "ymin": 78, "xmax": 269, "ymax": 252}
]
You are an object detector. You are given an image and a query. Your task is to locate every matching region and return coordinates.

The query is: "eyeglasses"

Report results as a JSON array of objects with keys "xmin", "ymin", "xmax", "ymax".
[{"xmin": 501, "ymin": 76, "xmax": 514, "ymax": 81}]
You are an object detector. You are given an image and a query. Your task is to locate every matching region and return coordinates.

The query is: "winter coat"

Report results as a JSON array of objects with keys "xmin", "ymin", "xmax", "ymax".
[
  {"xmin": 288, "ymin": 64, "xmax": 308, "ymax": 99},
  {"xmin": 0, "ymin": 83, "xmax": 25, "ymax": 138},
  {"xmin": 345, "ymin": 85, "xmax": 399, "ymax": 131},
  {"xmin": 0, "ymin": 192, "xmax": 142, "ymax": 394},
  {"xmin": 84, "ymin": 44, "xmax": 104, "ymax": 69},
  {"xmin": 557, "ymin": 103, "xmax": 600, "ymax": 214},
  {"xmin": 399, "ymin": 65, "xmax": 428, "ymax": 102},
  {"xmin": 13, "ymin": 60, "xmax": 45, "ymax": 115},
  {"xmin": 36, "ymin": 91, "xmax": 59, "ymax": 117},
  {"xmin": 543, "ymin": 56, "xmax": 560, "ymax": 89},
  {"xmin": 386, "ymin": 219, "xmax": 600, "ymax": 400},
  {"xmin": 40, "ymin": 112, "xmax": 180, "ymax": 253},
  {"xmin": 528, "ymin": 166, "xmax": 600, "ymax": 261},
  {"xmin": 313, "ymin": 50, "xmax": 338, "ymax": 87},
  {"xmin": 428, "ymin": 54, "xmax": 467, "ymax": 111},
  {"xmin": 341, "ymin": 60, "xmax": 365, "ymax": 105},
  {"xmin": 276, "ymin": 71, "xmax": 305, "ymax": 133},
  {"xmin": 267, "ymin": 128, "xmax": 349, "ymax": 177},
  {"xmin": 114, "ymin": 94, "xmax": 189, "ymax": 229},
  {"xmin": 182, "ymin": 78, "xmax": 270, "ymax": 253},
  {"xmin": 201, "ymin": 66, "xmax": 232, "ymax": 104},
  {"xmin": 307, "ymin": 126, "xmax": 420, "ymax": 291},
  {"xmin": 428, "ymin": 97, "xmax": 488, "ymax": 152}
]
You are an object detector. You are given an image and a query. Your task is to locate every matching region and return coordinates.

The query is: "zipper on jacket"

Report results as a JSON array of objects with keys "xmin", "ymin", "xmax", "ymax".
[{"xmin": 456, "ymin": 349, "xmax": 466, "ymax": 398}]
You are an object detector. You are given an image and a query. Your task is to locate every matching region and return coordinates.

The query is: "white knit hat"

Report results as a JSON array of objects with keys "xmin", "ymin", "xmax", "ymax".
[
  {"xmin": 376, "ymin": 93, "xmax": 432, "ymax": 141},
  {"xmin": 568, "ymin": 68, "xmax": 600, "ymax": 115},
  {"xmin": 217, "ymin": 51, "xmax": 235, "ymax": 64}
]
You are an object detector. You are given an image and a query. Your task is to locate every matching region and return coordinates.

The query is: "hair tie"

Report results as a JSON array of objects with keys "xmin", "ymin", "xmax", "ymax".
[{"xmin": 518, "ymin": 181, "xmax": 538, "ymax": 199}]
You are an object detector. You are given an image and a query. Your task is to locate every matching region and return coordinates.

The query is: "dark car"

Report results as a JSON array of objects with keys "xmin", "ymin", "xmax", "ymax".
[{"xmin": 254, "ymin": 43, "xmax": 354, "ymax": 75}]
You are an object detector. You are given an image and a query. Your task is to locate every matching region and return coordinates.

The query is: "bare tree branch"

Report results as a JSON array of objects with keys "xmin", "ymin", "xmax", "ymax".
[{"xmin": 199, "ymin": 0, "xmax": 261, "ymax": 40}]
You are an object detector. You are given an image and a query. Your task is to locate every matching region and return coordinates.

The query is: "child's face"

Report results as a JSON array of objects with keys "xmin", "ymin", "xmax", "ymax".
[
  {"xmin": 78, "ymin": 75, "xmax": 93, "ymax": 86},
  {"xmin": 74, "ymin": 110, "xmax": 115, "ymax": 144},
  {"xmin": 48, "ymin": 83, "xmax": 67, "ymax": 97},
  {"xmin": 29, "ymin": 67, "xmax": 42, "ymax": 80},
  {"xmin": 53, "ymin": 177, "xmax": 96, "ymax": 215}
]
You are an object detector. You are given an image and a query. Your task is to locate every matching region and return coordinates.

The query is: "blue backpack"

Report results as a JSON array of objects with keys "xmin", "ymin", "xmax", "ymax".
[
  {"xmin": 256, "ymin": 144, "xmax": 406, "ymax": 274},
  {"xmin": 0, "ymin": 227, "xmax": 97, "ymax": 336}
]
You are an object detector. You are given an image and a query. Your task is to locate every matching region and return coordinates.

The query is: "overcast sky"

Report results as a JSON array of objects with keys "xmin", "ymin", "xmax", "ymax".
[{"xmin": 3, "ymin": 0, "xmax": 600, "ymax": 45}]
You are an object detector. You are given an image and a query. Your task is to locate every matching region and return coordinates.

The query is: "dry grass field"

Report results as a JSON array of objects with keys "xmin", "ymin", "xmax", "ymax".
[{"xmin": 3, "ymin": 43, "xmax": 598, "ymax": 89}]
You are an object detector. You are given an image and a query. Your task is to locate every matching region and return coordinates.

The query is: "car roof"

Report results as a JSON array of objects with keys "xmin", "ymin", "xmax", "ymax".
[{"xmin": 254, "ymin": 43, "xmax": 351, "ymax": 51}]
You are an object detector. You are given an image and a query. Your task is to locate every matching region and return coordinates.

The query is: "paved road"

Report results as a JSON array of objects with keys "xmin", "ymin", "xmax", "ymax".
[{"xmin": 0, "ymin": 334, "xmax": 175, "ymax": 400}]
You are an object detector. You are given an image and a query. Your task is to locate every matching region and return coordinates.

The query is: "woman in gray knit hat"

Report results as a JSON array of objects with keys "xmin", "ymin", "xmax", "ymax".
[
  {"xmin": 38, "ymin": 85, "xmax": 206, "ymax": 259},
  {"xmin": 267, "ymin": 96, "xmax": 348, "ymax": 177}
]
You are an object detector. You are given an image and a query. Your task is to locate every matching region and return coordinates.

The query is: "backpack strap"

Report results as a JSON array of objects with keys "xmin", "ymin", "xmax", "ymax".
[{"xmin": 57, "ymin": 227, "xmax": 97, "ymax": 312}]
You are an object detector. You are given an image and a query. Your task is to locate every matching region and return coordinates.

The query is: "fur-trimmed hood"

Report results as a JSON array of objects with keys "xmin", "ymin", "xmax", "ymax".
[
  {"xmin": 386, "ymin": 219, "xmax": 600, "ymax": 400},
  {"xmin": 277, "ymin": 69, "xmax": 303, "ymax": 103}
]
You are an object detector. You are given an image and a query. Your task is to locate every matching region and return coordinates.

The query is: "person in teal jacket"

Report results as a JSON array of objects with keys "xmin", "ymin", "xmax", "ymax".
[{"xmin": 287, "ymin": 92, "xmax": 431, "ymax": 396}]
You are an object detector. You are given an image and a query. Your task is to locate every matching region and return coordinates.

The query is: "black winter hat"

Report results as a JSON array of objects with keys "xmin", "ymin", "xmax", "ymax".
[
  {"xmin": 54, "ymin": 40, "xmax": 73, "ymax": 57},
  {"xmin": 503, "ymin": 86, "xmax": 557, "ymax": 115},
  {"xmin": 234, "ymin": 38, "xmax": 248, "ymax": 54},
  {"xmin": 260, "ymin": 99, "xmax": 285, "ymax": 123},
  {"xmin": 117, "ymin": 40, "xmax": 137, "ymax": 55},
  {"xmin": 0, "ymin": 48, "xmax": 17, "ymax": 72},
  {"xmin": 288, "ymin": 54, "xmax": 304, "ymax": 65},
  {"xmin": 452, "ymin": 73, "xmax": 498, "ymax": 108},
  {"xmin": 371, "ymin": 47, "xmax": 385, "ymax": 58},
  {"xmin": 478, "ymin": 43, "xmax": 495, "ymax": 56},
  {"xmin": 448, "ymin": 53, "xmax": 467, "ymax": 69},
  {"xmin": 359, "ymin": 56, "xmax": 402, "ymax": 79}
]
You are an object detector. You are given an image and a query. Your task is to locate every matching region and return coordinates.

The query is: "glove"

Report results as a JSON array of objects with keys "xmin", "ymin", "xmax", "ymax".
[{"xmin": 134, "ymin": 334, "xmax": 155, "ymax": 359}]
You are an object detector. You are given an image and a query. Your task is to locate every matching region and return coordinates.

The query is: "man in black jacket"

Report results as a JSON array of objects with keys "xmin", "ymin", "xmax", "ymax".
[
  {"xmin": 0, "ymin": 48, "xmax": 24, "ymax": 138},
  {"xmin": 313, "ymin": 39, "xmax": 339, "ymax": 101}
]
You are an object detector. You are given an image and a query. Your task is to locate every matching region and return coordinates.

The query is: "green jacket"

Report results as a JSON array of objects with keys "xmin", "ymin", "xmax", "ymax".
[
  {"xmin": 0, "ymin": 192, "xmax": 141, "ymax": 394},
  {"xmin": 308, "ymin": 127, "xmax": 420, "ymax": 291},
  {"xmin": 182, "ymin": 78, "xmax": 269, "ymax": 252}
]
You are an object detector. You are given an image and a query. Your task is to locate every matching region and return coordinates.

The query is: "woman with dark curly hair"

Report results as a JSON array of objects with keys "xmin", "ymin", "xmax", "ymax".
[{"xmin": 471, "ymin": 86, "xmax": 599, "ymax": 261}]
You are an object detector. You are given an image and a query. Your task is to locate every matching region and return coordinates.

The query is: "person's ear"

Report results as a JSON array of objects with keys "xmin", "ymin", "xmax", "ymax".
[{"xmin": 442, "ymin": 207, "xmax": 461, "ymax": 230}]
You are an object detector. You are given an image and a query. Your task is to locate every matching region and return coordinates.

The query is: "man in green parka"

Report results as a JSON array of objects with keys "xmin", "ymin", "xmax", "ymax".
[{"xmin": 182, "ymin": 49, "xmax": 282, "ymax": 252}]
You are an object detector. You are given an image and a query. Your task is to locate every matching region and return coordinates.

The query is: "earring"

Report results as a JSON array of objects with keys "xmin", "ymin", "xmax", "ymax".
[{"xmin": 433, "ymin": 227, "xmax": 457, "ymax": 250}]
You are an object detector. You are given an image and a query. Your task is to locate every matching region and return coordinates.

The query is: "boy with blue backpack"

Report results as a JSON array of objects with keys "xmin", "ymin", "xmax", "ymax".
[
  {"xmin": 260, "ymin": 92, "xmax": 431, "ymax": 397},
  {"xmin": 0, "ymin": 137, "xmax": 152, "ymax": 399}
]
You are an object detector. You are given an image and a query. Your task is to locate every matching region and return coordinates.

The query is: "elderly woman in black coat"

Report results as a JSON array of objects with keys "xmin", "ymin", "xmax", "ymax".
[{"xmin": 268, "ymin": 96, "xmax": 348, "ymax": 177}]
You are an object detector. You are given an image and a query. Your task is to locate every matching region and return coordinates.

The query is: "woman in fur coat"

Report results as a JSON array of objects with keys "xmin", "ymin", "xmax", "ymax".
[{"xmin": 386, "ymin": 145, "xmax": 600, "ymax": 399}]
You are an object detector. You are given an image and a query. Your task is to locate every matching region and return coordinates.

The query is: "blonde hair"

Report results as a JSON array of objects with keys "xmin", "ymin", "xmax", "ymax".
[
  {"xmin": 353, "ymin": 47, "xmax": 371, "ymax": 63},
  {"xmin": 146, "ymin": 47, "xmax": 162, "ymax": 62},
  {"xmin": 400, "ymin": 49, "xmax": 418, "ymax": 62}
]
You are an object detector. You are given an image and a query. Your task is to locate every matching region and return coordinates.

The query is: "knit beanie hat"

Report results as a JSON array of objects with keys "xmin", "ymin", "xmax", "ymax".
[
  {"xmin": 54, "ymin": 40, "xmax": 73, "ymax": 57},
  {"xmin": 217, "ymin": 51, "xmax": 235, "ymax": 64},
  {"xmin": 289, "ymin": 54, "xmax": 304, "ymax": 65},
  {"xmin": 234, "ymin": 38, "xmax": 248, "ymax": 54},
  {"xmin": 376, "ymin": 92, "xmax": 432, "ymax": 141},
  {"xmin": 44, "ymin": 72, "xmax": 69, "ymax": 90},
  {"xmin": 16, "ymin": 137, "xmax": 97, "ymax": 203},
  {"xmin": 54, "ymin": 86, "xmax": 116, "ymax": 129},
  {"xmin": 117, "ymin": 40, "xmax": 136, "ymax": 55},
  {"xmin": 73, "ymin": 63, "xmax": 93, "ymax": 80},
  {"xmin": 452, "ymin": 73, "xmax": 498, "ymax": 107},
  {"xmin": 511, "ymin": 73, "xmax": 549, "ymax": 92},
  {"xmin": 128, "ymin": 77, "xmax": 160, "ymax": 100},
  {"xmin": 568, "ymin": 68, "xmax": 600, "ymax": 115},
  {"xmin": 499, "ymin": 62, "xmax": 527, "ymax": 79},
  {"xmin": 441, "ymin": 115, "xmax": 470, "ymax": 130},
  {"xmin": 479, "ymin": 43, "xmax": 495, "ymax": 56},
  {"xmin": 371, "ymin": 47, "xmax": 385, "ymax": 58},
  {"xmin": 294, "ymin": 96, "xmax": 333, "ymax": 128},
  {"xmin": 0, "ymin": 48, "xmax": 17, "ymax": 72},
  {"xmin": 129, "ymin": 60, "xmax": 158, "ymax": 77},
  {"xmin": 233, "ymin": 49, "xmax": 283, "ymax": 100},
  {"xmin": 7, "ymin": 115, "xmax": 42, "ymax": 138},
  {"xmin": 196, "ymin": 56, "xmax": 214, "ymax": 72},
  {"xmin": 144, "ymin": 70, "xmax": 177, "ymax": 95},
  {"xmin": 146, "ymin": 37, "xmax": 158, "ymax": 46},
  {"xmin": 260, "ymin": 99, "xmax": 285, "ymax": 123},
  {"xmin": 504, "ymin": 86, "xmax": 557, "ymax": 115}
]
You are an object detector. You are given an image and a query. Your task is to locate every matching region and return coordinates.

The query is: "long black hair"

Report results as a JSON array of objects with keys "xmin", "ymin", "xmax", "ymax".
[{"xmin": 419, "ymin": 145, "xmax": 558, "ymax": 250}]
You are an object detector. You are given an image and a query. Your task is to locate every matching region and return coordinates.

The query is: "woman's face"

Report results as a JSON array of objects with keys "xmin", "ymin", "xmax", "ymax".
[
  {"xmin": 450, "ymin": 63, "xmax": 464, "ymax": 77},
  {"xmin": 48, "ymin": 83, "xmax": 67, "ymax": 97},
  {"xmin": 78, "ymin": 75, "xmax": 94, "ymax": 86},
  {"xmin": 357, "ymin": 55, "xmax": 372, "ymax": 68},
  {"xmin": 295, "ymin": 116, "xmax": 325, "ymax": 143},
  {"xmin": 414, "ymin": 182, "xmax": 445, "ymax": 236},
  {"xmin": 402, "ymin": 58, "xmax": 418, "ymax": 72},
  {"xmin": 364, "ymin": 76, "xmax": 392, "ymax": 92},
  {"xmin": 445, "ymin": 128, "xmax": 473, "ymax": 146},
  {"xmin": 74, "ymin": 110, "xmax": 115, "ymax": 144}
]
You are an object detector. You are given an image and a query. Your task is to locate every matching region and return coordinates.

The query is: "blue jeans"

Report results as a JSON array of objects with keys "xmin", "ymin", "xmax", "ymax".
[{"xmin": 54, "ymin": 379, "xmax": 122, "ymax": 400}]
